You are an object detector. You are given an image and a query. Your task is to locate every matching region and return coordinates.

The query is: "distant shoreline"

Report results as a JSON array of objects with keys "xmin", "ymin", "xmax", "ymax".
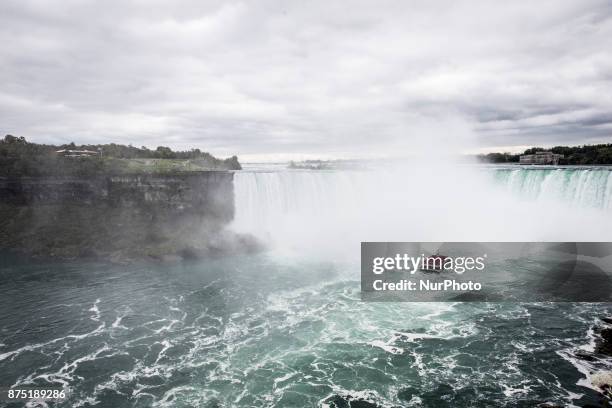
[{"xmin": 477, "ymin": 144, "xmax": 612, "ymax": 165}]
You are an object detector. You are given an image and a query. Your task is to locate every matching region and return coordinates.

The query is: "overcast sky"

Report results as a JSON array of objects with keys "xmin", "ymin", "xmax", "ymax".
[{"xmin": 1, "ymin": 0, "xmax": 611, "ymax": 160}]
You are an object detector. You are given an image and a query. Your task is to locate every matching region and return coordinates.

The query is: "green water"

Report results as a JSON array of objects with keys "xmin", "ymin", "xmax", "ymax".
[{"xmin": 0, "ymin": 252, "xmax": 610, "ymax": 407}]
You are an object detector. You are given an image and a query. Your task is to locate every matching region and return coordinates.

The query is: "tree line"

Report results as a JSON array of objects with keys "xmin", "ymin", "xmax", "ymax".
[
  {"xmin": 478, "ymin": 144, "xmax": 612, "ymax": 165},
  {"xmin": 0, "ymin": 135, "xmax": 241, "ymax": 176}
]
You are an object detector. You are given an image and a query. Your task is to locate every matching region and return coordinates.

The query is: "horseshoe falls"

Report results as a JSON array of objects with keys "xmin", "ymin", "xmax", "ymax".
[{"xmin": 232, "ymin": 166, "xmax": 612, "ymax": 252}]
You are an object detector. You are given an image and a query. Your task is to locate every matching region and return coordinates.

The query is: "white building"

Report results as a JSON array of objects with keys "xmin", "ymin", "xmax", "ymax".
[
  {"xmin": 519, "ymin": 151, "xmax": 564, "ymax": 165},
  {"xmin": 56, "ymin": 149, "xmax": 100, "ymax": 157}
]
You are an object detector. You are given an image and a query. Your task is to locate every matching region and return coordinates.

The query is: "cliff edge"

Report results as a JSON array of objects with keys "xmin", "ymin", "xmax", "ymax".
[{"xmin": 0, "ymin": 172, "xmax": 257, "ymax": 262}]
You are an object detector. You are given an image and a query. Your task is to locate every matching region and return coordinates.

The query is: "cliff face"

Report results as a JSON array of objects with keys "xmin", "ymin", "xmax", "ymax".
[
  {"xmin": 0, "ymin": 172, "xmax": 250, "ymax": 261},
  {"xmin": 0, "ymin": 172, "xmax": 234, "ymax": 220}
]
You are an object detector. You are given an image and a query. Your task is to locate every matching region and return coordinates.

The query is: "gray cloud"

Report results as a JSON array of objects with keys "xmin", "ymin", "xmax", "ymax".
[{"xmin": 1, "ymin": 0, "xmax": 611, "ymax": 159}]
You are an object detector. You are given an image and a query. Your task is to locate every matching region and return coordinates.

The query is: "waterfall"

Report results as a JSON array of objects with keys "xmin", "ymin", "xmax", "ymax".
[
  {"xmin": 232, "ymin": 170, "xmax": 371, "ymax": 237},
  {"xmin": 492, "ymin": 168, "xmax": 612, "ymax": 209},
  {"xmin": 231, "ymin": 167, "xmax": 612, "ymax": 248}
]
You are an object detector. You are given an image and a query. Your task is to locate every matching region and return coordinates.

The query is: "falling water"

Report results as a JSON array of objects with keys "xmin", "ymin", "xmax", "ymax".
[
  {"xmin": 232, "ymin": 166, "xmax": 612, "ymax": 250},
  {"xmin": 492, "ymin": 167, "xmax": 612, "ymax": 209}
]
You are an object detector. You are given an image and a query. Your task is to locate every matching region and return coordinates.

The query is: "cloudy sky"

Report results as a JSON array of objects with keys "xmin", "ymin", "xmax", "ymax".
[{"xmin": 1, "ymin": 0, "xmax": 611, "ymax": 160}]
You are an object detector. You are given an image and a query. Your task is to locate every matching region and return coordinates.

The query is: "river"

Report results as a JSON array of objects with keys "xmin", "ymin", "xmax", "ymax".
[{"xmin": 1, "ymin": 165, "xmax": 611, "ymax": 407}]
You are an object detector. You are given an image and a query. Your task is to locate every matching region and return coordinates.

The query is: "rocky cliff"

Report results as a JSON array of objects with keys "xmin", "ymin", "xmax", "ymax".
[{"xmin": 0, "ymin": 172, "xmax": 256, "ymax": 261}]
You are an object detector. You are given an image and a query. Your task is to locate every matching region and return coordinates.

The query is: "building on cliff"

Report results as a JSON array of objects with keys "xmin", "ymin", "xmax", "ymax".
[
  {"xmin": 519, "ymin": 151, "xmax": 564, "ymax": 165},
  {"xmin": 56, "ymin": 149, "xmax": 100, "ymax": 157}
]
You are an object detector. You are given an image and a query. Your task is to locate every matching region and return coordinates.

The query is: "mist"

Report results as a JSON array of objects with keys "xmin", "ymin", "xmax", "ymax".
[{"xmin": 231, "ymin": 160, "xmax": 612, "ymax": 260}]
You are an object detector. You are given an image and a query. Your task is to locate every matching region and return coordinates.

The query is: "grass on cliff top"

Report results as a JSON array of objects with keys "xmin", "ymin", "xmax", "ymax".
[
  {"xmin": 0, "ymin": 156, "xmax": 240, "ymax": 177},
  {"xmin": 84, "ymin": 157, "xmax": 239, "ymax": 175},
  {"xmin": 119, "ymin": 158, "xmax": 235, "ymax": 173}
]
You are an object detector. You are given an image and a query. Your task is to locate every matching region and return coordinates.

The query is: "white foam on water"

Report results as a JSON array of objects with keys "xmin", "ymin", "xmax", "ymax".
[
  {"xmin": 368, "ymin": 340, "xmax": 404, "ymax": 355},
  {"xmin": 88, "ymin": 299, "xmax": 101, "ymax": 322}
]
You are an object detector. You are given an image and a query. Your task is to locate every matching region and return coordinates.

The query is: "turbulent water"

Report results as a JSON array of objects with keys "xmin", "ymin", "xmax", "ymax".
[{"xmin": 1, "ymin": 165, "xmax": 611, "ymax": 407}]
